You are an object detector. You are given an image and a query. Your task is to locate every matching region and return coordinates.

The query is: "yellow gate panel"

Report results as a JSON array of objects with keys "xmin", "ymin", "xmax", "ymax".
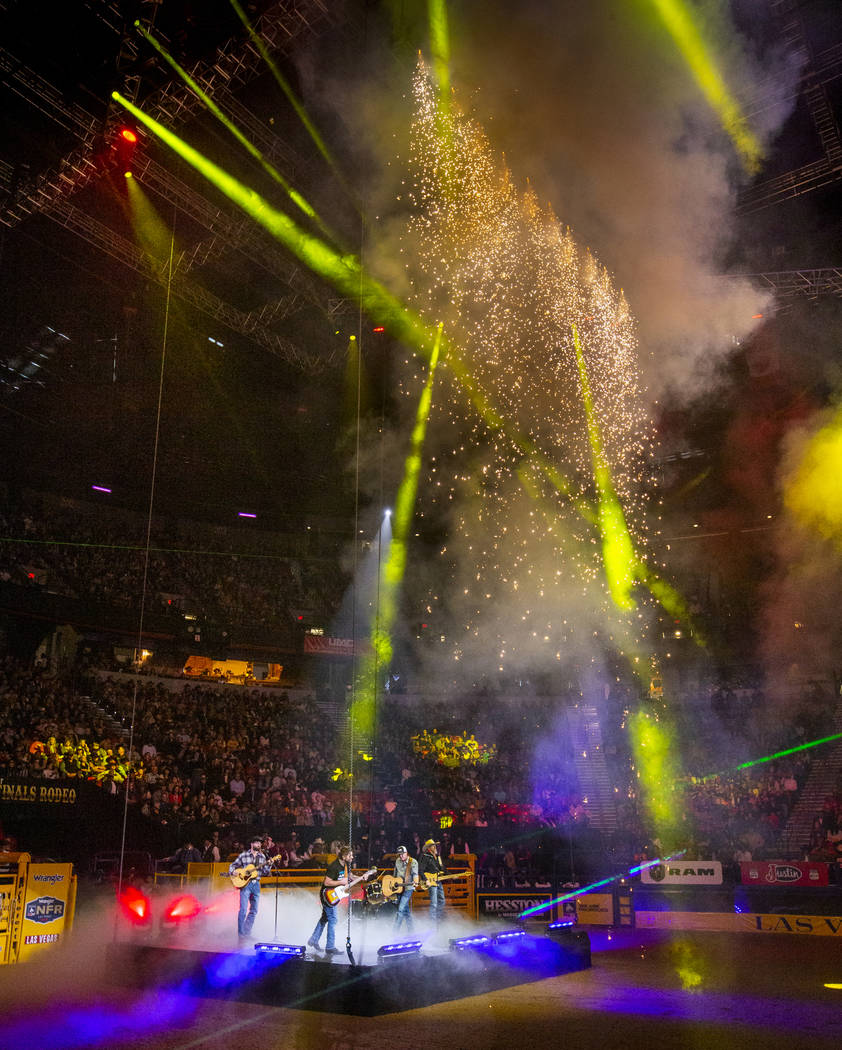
[{"xmin": 18, "ymin": 863, "xmax": 76, "ymax": 963}]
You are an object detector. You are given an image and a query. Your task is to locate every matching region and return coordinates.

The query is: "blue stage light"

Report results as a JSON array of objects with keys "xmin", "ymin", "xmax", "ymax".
[
  {"xmin": 449, "ymin": 935, "xmax": 491, "ymax": 952},
  {"xmin": 253, "ymin": 942, "xmax": 306, "ymax": 957},
  {"xmin": 493, "ymin": 929, "xmax": 526, "ymax": 943},
  {"xmin": 547, "ymin": 919, "xmax": 577, "ymax": 930},
  {"xmin": 377, "ymin": 940, "xmax": 423, "ymax": 959}
]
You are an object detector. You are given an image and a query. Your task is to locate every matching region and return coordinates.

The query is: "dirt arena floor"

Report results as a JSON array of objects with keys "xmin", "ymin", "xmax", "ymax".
[{"xmin": 1, "ymin": 922, "xmax": 840, "ymax": 1050}]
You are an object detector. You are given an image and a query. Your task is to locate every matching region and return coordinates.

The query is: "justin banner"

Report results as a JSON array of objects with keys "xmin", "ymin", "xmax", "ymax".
[{"xmin": 739, "ymin": 861, "xmax": 829, "ymax": 887}]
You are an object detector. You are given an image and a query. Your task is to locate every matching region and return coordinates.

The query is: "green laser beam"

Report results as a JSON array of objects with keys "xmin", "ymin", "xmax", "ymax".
[
  {"xmin": 698, "ymin": 732, "xmax": 842, "ymax": 783},
  {"xmin": 0, "ymin": 536, "xmax": 297, "ymax": 562}
]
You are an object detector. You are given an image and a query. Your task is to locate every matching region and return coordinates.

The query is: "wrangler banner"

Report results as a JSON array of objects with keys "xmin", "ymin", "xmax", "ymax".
[{"xmin": 17, "ymin": 863, "xmax": 75, "ymax": 963}]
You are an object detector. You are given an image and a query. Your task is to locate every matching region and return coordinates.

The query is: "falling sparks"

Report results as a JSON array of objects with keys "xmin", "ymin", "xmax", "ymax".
[{"xmin": 401, "ymin": 61, "xmax": 658, "ymax": 671}]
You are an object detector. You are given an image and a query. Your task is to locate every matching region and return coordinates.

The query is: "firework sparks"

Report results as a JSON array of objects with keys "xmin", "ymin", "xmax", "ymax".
[{"xmin": 402, "ymin": 61, "xmax": 659, "ymax": 672}]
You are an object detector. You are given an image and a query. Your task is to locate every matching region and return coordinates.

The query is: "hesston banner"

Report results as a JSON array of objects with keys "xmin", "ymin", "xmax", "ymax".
[
  {"xmin": 476, "ymin": 892, "xmax": 553, "ymax": 919},
  {"xmin": 740, "ymin": 861, "xmax": 829, "ymax": 887}
]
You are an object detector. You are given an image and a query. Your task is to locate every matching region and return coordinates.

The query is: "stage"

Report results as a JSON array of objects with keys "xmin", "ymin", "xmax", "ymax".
[{"xmin": 105, "ymin": 925, "xmax": 591, "ymax": 1015}]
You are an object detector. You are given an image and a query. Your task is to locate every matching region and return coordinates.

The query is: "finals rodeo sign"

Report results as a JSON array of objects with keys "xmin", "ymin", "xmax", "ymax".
[{"xmin": 0, "ymin": 778, "xmax": 78, "ymax": 807}]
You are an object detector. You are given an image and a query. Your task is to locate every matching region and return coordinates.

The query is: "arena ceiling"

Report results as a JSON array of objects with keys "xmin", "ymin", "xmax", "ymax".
[{"xmin": 1, "ymin": 1, "xmax": 842, "ymax": 526}]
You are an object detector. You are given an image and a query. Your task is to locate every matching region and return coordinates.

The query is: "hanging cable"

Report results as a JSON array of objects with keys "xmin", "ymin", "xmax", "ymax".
[{"xmin": 114, "ymin": 211, "xmax": 176, "ymax": 904}]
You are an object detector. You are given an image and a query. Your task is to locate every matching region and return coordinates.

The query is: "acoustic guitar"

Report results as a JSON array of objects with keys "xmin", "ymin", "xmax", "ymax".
[
  {"xmin": 381, "ymin": 871, "xmax": 473, "ymax": 898},
  {"xmin": 229, "ymin": 854, "xmax": 283, "ymax": 889}
]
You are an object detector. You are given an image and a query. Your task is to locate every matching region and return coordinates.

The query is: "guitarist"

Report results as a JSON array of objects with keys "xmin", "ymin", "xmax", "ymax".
[
  {"xmin": 393, "ymin": 845, "xmax": 419, "ymax": 933},
  {"xmin": 228, "ymin": 835, "xmax": 275, "ymax": 940},
  {"xmin": 419, "ymin": 838, "xmax": 447, "ymax": 925},
  {"xmin": 307, "ymin": 843, "xmax": 354, "ymax": 954}
]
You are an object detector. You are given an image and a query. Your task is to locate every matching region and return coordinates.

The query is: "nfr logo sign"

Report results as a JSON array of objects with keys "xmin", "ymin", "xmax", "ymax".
[{"xmin": 25, "ymin": 895, "xmax": 65, "ymax": 924}]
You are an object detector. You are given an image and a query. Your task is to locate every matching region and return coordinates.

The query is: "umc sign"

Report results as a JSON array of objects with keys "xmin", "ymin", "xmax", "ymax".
[{"xmin": 25, "ymin": 895, "xmax": 65, "ymax": 924}]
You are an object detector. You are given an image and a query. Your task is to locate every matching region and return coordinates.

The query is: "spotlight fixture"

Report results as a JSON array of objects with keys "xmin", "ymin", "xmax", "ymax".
[
  {"xmin": 161, "ymin": 894, "xmax": 203, "ymax": 925},
  {"xmin": 449, "ymin": 935, "xmax": 490, "ymax": 952},
  {"xmin": 118, "ymin": 886, "xmax": 152, "ymax": 926},
  {"xmin": 254, "ymin": 942, "xmax": 306, "ymax": 957},
  {"xmin": 547, "ymin": 919, "xmax": 577, "ymax": 931},
  {"xmin": 377, "ymin": 940, "xmax": 422, "ymax": 959},
  {"xmin": 493, "ymin": 929, "xmax": 526, "ymax": 944}
]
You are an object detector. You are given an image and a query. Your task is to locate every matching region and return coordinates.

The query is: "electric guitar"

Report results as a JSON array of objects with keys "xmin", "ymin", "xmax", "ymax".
[
  {"xmin": 419, "ymin": 871, "xmax": 474, "ymax": 890},
  {"xmin": 320, "ymin": 868, "xmax": 377, "ymax": 907},
  {"xmin": 229, "ymin": 854, "xmax": 283, "ymax": 889}
]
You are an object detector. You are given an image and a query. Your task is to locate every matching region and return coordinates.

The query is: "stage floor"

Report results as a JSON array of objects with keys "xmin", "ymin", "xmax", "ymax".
[
  {"xmin": 105, "ymin": 924, "xmax": 592, "ymax": 1015},
  {"xmin": 2, "ymin": 925, "xmax": 841, "ymax": 1048}
]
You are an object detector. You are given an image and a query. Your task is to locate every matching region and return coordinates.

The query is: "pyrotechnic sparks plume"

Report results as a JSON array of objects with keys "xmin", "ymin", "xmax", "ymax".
[{"xmin": 401, "ymin": 61, "xmax": 659, "ymax": 673}]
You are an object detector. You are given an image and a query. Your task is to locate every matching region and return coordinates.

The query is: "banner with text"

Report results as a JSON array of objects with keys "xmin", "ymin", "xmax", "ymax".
[
  {"xmin": 640, "ymin": 860, "xmax": 723, "ymax": 886},
  {"xmin": 739, "ymin": 861, "xmax": 829, "ymax": 887},
  {"xmin": 18, "ymin": 863, "xmax": 75, "ymax": 963},
  {"xmin": 476, "ymin": 892, "xmax": 553, "ymax": 920},
  {"xmin": 303, "ymin": 636, "xmax": 357, "ymax": 657},
  {"xmin": 749, "ymin": 913, "xmax": 842, "ymax": 936},
  {"xmin": 576, "ymin": 893, "xmax": 614, "ymax": 925}
]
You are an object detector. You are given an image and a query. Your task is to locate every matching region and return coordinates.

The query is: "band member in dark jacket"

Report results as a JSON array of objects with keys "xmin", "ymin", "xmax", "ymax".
[
  {"xmin": 418, "ymin": 838, "xmax": 447, "ymax": 924},
  {"xmin": 308, "ymin": 843, "xmax": 354, "ymax": 954}
]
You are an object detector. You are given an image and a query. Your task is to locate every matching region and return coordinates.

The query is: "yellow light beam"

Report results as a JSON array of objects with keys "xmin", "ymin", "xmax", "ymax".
[
  {"xmin": 646, "ymin": 0, "xmax": 763, "ymax": 173},
  {"xmin": 112, "ymin": 91, "xmax": 697, "ymax": 634},
  {"xmin": 227, "ymin": 0, "xmax": 360, "ymax": 208},
  {"xmin": 133, "ymin": 20, "xmax": 336, "ymax": 241},
  {"xmin": 573, "ymin": 323, "xmax": 639, "ymax": 611},
  {"xmin": 352, "ymin": 324, "xmax": 444, "ymax": 736}
]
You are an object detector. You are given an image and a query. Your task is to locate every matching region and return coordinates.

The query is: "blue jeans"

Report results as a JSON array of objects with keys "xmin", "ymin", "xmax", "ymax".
[
  {"xmin": 238, "ymin": 880, "xmax": 260, "ymax": 936},
  {"xmin": 428, "ymin": 883, "xmax": 445, "ymax": 923},
  {"xmin": 394, "ymin": 888, "xmax": 414, "ymax": 932},
  {"xmin": 310, "ymin": 902, "xmax": 338, "ymax": 949}
]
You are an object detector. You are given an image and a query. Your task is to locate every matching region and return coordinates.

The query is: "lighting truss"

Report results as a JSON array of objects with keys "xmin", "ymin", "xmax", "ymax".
[
  {"xmin": 726, "ymin": 268, "xmax": 842, "ymax": 301},
  {"xmin": 1, "ymin": 1, "xmax": 337, "ymax": 227},
  {"xmin": 47, "ymin": 196, "xmax": 337, "ymax": 371}
]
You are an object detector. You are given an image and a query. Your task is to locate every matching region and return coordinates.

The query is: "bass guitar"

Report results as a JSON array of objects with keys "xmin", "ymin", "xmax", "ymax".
[
  {"xmin": 229, "ymin": 854, "xmax": 283, "ymax": 889},
  {"xmin": 320, "ymin": 867, "xmax": 378, "ymax": 907}
]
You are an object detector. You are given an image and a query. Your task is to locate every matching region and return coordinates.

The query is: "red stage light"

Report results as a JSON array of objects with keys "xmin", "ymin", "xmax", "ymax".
[
  {"xmin": 120, "ymin": 128, "xmax": 138, "ymax": 144},
  {"xmin": 162, "ymin": 894, "xmax": 203, "ymax": 924},
  {"xmin": 118, "ymin": 885, "xmax": 151, "ymax": 925}
]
